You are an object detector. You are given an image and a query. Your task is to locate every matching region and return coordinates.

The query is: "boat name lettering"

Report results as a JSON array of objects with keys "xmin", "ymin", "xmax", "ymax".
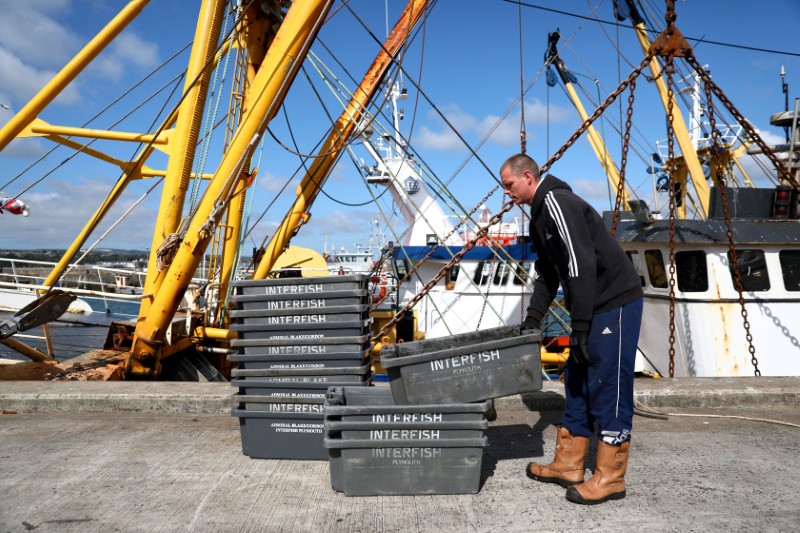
[
  {"xmin": 369, "ymin": 429, "xmax": 440, "ymax": 440},
  {"xmin": 429, "ymin": 350, "xmax": 500, "ymax": 371},
  {"xmin": 263, "ymin": 284, "xmax": 324, "ymax": 295},
  {"xmin": 371, "ymin": 413, "xmax": 443, "ymax": 423}
]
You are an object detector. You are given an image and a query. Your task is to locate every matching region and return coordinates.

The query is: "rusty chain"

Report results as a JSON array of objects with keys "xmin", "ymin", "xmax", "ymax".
[
  {"xmin": 702, "ymin": 75, "xmax": 761, "ymax": 376},
  {"xmin": 665, "ymin": 61, "xmax": 678, "ymax": 379},
  {"xmin": 370, "ymin": 54, "xmax": 656, "ymax": 344},
  {"xmin": 611, "ymin": 77, "xmax": 637, "ymax": 237}
]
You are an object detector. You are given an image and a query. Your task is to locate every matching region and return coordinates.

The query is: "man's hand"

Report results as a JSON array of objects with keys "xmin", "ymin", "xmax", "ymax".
[
  {"xmin": 569, "ymin": 330, "xmax": 590, "ymax": 366},
  {"xmin": 520, "ymin": 316, "xmax": 541, "ymax": 333}
]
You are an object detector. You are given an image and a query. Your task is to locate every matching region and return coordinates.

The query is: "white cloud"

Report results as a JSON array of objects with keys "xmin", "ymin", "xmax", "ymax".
[
  {"xmin": 411, "ymin": 99, "xmax": 573, "ymax": 152},
  {"xmin": 0, "ymin": 48, "xmax": 81, "ymax": 105},
  {"xmin": 0, "ymin": 0, "xmax": 78, "ymax": 68},
  {"xmin": 91, "ymin": 32, "xmax": 160, "ymax": 82}
]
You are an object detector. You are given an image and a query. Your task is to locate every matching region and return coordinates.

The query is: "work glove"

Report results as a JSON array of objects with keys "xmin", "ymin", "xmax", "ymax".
[
  {"xmin": 569, "ymin": 329, "xmax": 590, "ymax": 366},
  {"xmin": 520, "ymin": 315, "xmax": 541, "ymax": 334}
]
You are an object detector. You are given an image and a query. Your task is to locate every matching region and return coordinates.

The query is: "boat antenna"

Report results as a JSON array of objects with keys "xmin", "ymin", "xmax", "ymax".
[
  {"xmin": 782, "ymin": 65, "xmax": 790, "ymax": 142},
  {"xmin": 518, "ymin": 0, "xmax": 527, "ymax": 153}
]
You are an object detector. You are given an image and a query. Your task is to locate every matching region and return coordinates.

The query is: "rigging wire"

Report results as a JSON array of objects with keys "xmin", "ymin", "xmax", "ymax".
[
  {"xmin": 0, "ymin": 42, "xmax": 192, "ymax": 193},
  {"xmin": 503, "ymin": 0, "xmax": 800, "ymax": 58}
]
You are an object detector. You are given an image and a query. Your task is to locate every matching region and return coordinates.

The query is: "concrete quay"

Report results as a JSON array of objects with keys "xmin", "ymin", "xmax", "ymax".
[
  {"xmin": 1, "ymin": 377, "xmax": 799, "ymax": 533},
  {"xmin": 1, "ymin": 376, "xmax": 799, "ymax": 414}
]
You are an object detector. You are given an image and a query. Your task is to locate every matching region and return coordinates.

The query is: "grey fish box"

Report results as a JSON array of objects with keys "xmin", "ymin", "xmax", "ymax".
[
  {"xmin": 230, "ymin": 274, "xmax": 368, "ymax": 296},
  {"xmin": 323, "ymin": 386, "xmax": 489, "ymax": 496},
  {"xmin": 230, "ymin": 360, "xmax": 372, "ymax": 382},
  {"xmin": 380, "ymin": 325, "xmax": 543, "ymax": 404},
  {"xmin": 232, "ymin": 401, "xmax": 327, "ymax": 460},
  {"xmin": 231, "ymin": 334, "xmax": 370, "ymax": 356},
  {"xmin": 230, "ymin": 318, "xmax": 371, "ymax": 340},
  {"xmin": 228, "ymin": 351, "xmax": 369, "ymax": 370},
  {"xmin": 229, "ymin": 304, "xmax": 370, "ymax": 324},
  {"xmin": 229, "ymin": 288, "xmax": 369, "ymax": 313},
  {"xmin": 324, "ymin": 386, "xmax": 489, "ymax": 440},
  {"xmin": 232, "ymin": 374, "xmax": 373, "ymax": 399}
]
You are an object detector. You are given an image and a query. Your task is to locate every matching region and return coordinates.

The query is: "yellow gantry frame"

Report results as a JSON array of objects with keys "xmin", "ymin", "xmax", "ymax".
[
  {"xmin": 253, "ymin": 0, "xmax": 431, "ymax": 278},
  {"xmin": 625, "ymin": 1, "xmax": 709, "ymax": 219},
  {"xmin": 546, "ymin": 46, "xmax": 632, "ymax": 208},
  {"xmin": 139, "ymin": 0, "xmax": 227, "ymax": 320},
  {"xmin": 127, "ymin": 0, "xmax": 335, "ymax": 377}
]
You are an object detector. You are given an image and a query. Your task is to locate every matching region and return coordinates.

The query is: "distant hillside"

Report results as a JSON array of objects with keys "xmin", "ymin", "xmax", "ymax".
[{"xmin": 1, "ymin": 249, "xmax": 148, "ymax": 264}]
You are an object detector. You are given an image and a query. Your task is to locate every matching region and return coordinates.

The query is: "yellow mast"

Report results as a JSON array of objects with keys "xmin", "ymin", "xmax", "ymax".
[
  {"xmin": 139, "ymin": 0, "xmax": 227, "ymax": 320},
  {"xmin": 254, "ymin": 0, "xmax": 431, "ymax": 278},
  {"xmin": 623, "ymin": 0, "xmax": 709, "ymax": 219},
  {"xmin": 544, "ymin": 32, "xmax": 632, "ymax": 208},
  {"xmin": 126, "ymin": 0, "xmax": 334, "ymax": 378}
]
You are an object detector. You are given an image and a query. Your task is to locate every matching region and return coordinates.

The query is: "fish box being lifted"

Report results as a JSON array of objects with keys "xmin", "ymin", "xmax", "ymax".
[{"xmin": 380, "ymin": 325, "xmax": 542, "ymax": 404}]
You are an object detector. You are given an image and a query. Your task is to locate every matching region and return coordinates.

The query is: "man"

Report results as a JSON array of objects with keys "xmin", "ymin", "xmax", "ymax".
[{"xmin": 500, "ymin": 153, "xmax": 643, "ymax": 505}]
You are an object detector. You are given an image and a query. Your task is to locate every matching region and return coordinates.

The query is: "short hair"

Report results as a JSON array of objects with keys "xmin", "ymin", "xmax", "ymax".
[{"xmin": 500, "ymin": 153, "xmax": 539, "ymax": 179}]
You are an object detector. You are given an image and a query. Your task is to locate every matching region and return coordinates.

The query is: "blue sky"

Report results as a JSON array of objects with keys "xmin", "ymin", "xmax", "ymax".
[{"xmin": 1, "ymin": 0, "xmax": 799, "ymax": 255}]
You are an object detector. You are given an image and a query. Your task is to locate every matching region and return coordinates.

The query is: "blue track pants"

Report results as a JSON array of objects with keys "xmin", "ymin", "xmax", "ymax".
[{"xmin": 562, "ymin": 297, "xmax": 643, "ymax": 442}]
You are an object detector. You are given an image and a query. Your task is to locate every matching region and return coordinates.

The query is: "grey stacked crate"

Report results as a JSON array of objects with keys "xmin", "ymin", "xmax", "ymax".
[
  {"xmin": 323, "ymin": 386, "xmax": 490, "ymax": 496},
  {"xmin": 380, "ymin": 324, "xmax": 543, "ymax": 404},
  {"xmin": 229, "ymin": 275, "xmax": 374, "ymax": 460}
]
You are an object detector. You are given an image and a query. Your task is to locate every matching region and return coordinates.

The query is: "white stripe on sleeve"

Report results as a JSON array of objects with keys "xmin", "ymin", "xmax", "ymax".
[{"xmin": 544, "ymin": 192, "xmax": 578, "ymax": 277}]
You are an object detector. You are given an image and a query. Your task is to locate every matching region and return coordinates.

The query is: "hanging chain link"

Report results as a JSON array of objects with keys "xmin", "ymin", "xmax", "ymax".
[
  {"xmin": 665, "ymin": 61, "xmax": 678, "ymax": 379},
  {"xmin": 702, "ymin": 76, "xmax": 761, "ymax": 376},
  {"xmin": 371, "ymin": 54, "xmax": 655, "ymax": 343},
  {"xmin": 611, "ymin": 77, "xmax": 637, "ymax": 237}
]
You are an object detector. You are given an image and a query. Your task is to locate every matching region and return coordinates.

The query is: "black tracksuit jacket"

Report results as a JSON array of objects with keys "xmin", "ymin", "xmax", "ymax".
[{"xmin": 526, "ymin": 174, "xmax": 643, "ymax": 332}]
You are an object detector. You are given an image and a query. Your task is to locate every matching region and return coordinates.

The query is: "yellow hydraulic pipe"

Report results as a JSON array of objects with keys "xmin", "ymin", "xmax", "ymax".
[
  {"xmin": 127, "ymin": 0, "xmax": 333, "ymax": 377},
  {"xmin": 562, "ymin": 82, "xmax": 632, "ymax": 208},
  {"xmin": 25, "ymin": 123, "xmax": 167, "ymax": 145},
  {"xmin": 253, "ymin": 0, "xmax": 431, "ymax": 278},
  {"xmin": 0, "ymin": 338, "xmax": 51, "ymax": 363},
  {"xmin": 193, "ymin": 326, "xmax": 236, "ymax": 340},
  {"xmin": 0, "ymin": 0, "xmax": 150, "ymax": 151},
  {"xmin": 631, "ymin": 20, "xmax": 709, "ymax": 218}
]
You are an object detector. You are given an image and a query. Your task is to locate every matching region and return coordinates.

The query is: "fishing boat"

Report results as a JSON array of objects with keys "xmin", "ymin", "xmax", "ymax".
[{"xmin": 0, "ymin": 0, "xmax": 796, "ymax": 380}]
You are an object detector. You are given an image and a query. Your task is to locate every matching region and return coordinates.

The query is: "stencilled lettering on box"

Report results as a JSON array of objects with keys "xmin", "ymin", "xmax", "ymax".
[
  {"xmin": 368, "ymin": 429, "xmax": 441, "ymax": 440},
  {"xmin": 371, "ymin": 413, "xmax": 443, "ymax": 423},
  {"xmin": 428, "ymin": 349, "xmax": 501, "ymax": 375},
  {"xmin": 263, "ymin": 284, "xmax": 324, "ymax": 295},
  {"xmin": 270, "ymin": 421, "xmax": 324, "ymax": 433},
  {"xmin": 371, "ymin": 446, "xmax": 443, "ymax": 465},
  {"xmin": 266, "ymin": 299, "xmax": 326, "ymax": 310},
  {"xmin": 268, "ymin": 345, "xmax": 328, "ymax": 355}
]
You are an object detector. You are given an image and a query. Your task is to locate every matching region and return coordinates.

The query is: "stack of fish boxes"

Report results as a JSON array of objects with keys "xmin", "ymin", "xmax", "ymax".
[
  {"xmin": 228, "ymin": 274, "xmax": 373, "ymax": 460},
  {"xmin": 323, "ymin": 386, "xmax": 490, "ymax": 496}
]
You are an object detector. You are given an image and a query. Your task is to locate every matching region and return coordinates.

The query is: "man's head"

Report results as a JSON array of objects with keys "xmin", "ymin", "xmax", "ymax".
[{"xmin": 500, "ymin": 153, "xmax": 540, "ymax": 206}]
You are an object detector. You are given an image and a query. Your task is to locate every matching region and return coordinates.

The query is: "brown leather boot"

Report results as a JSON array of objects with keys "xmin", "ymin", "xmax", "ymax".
[
  {"xmin": 566, "ymin": 440, "xmax": 630, "ymax": 504},
  {"xmin": 526, "ymin": 426, "xmax": 589, "ymax": 488}
]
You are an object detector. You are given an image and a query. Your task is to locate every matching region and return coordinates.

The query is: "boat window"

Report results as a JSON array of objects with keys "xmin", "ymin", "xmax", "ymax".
[
  {"xmin": 448, "ymin": 264, "xmax": 460, "ymax": 282},
  {"xmin": 626, "ymin": 251, "xmax": 646, "ymax": 287},
  {"xmin": 779, "ymin": 250, "xmax": 800, "ymax": 291},
  {"xmin": 493, "ymin": 261, "xmax": 510, "ymax": 285},
  {"xmin": 513, "ymin": 262, "xmax": 531, "ymax": 286},
  {"xmin": 473, "ymin": 261, "xmax": 492, "ymax": 286},
  {"xmin": 393, "ymin": 258, "xmax": 410, "ymax": 280},
  {"xmin": 644, "ymin": 250, "xmax": 667, "ymax": 288},
  {"xmin": 728, "ymin": 249, "xmax": 770, "ymax": 292},
  {"xmin": 676, "ymin": 251, "xmax": 708, "ymax": 292}
]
